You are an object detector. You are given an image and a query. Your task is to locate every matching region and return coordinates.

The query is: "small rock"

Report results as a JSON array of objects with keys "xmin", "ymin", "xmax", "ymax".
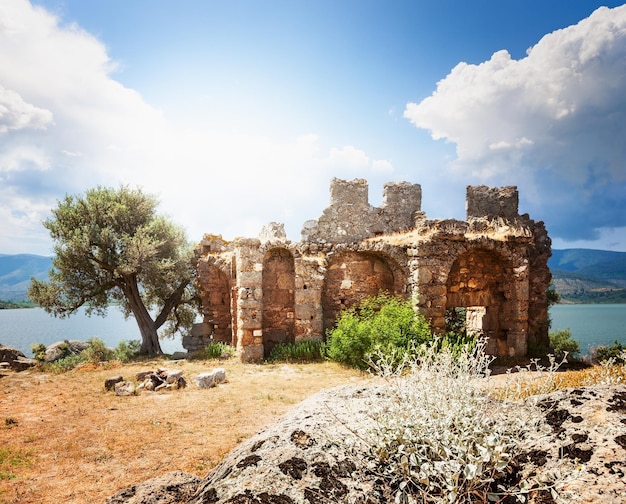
[
  {"xmin": 12, "ymin": 356, "xmax": 37, "ymax": 371},
  {"xmin": 195, "ymin": 368, "xmax": 226, "ymax": 388},
  {"xmin": 165, "ymin": 369, "xmax": 184, "ymax": 384},
  {"xmin": 105, "ymin": 376, "xmax": 124, "ymax": 391},
  {"xmin": 135, "ymin": 370, "xmax": 153, "ymax": 382},
  {"xmin": 115, "ymin": 381, "xmax": 135, "ymax": 396}
]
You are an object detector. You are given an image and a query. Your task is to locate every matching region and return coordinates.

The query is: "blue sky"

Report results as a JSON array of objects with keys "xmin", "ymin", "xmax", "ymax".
[{"xmin": 1, "ymin": 0, "xmax": 625, "ymax": 255}]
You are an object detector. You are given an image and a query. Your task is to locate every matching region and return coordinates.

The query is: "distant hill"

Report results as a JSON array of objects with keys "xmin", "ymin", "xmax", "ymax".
[
  {"xmin": 549, "ymin": 249, "xmax": 626, "ymax": 303},
  {"xmin": 1, "ymin": 249, "xmax": 624, "ymax": 305},
  {"xmin": 0, "ymin": 254, "xmax": 52, "ymax": 303}
]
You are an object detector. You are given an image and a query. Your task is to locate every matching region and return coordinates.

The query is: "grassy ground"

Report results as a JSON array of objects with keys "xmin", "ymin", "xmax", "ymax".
[{"xmin": 0, "ymin": 359, "xmax": 366, "ymax": 504}]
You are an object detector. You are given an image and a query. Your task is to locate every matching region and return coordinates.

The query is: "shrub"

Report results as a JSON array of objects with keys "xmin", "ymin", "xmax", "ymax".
[
  {"xmin": 326, "ymin": 293, "xmax": 432, "ymax": 370},
  {"xmin": 30, "ymin": 343, "xmax": 47, "ymax": 362},
  {"xmin": 549, "ymin": 328, "xmax": 580, "ymax": 359},
  {"xmin": 113, "ymin": 339, "xmax": 141, "ymax": 362},
  {"xmin": 51, "ymin": 353, "xmax": 85, "ymax": 373},
  {"xmin": 81, "ymin": 337, "xmax": 114, "ymax": 364},
  {"xmin": 347, "ymin": 339, "xmax": 571, "ymax": 503},
  {"xmin": 592, "ymin": 340, "xmax": 626, "ymax": 364},
  {"xmin": 267, "ymin": 340, "xmax": 326, "ymax": 362},
  {"xmin": 202, "ymin": 341, "xmax": 236, "ymax": 360}
]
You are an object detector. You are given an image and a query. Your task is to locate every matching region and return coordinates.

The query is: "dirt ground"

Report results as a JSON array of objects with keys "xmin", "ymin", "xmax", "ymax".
[{"xmin": 0, "ymin": 359, "xmax": 366, "ymax": 504}]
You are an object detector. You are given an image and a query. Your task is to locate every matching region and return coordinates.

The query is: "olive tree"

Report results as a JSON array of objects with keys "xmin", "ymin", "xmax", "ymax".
[{"xmin": 28, "ymin": 186, "xmax": 198, "ymax": 355}]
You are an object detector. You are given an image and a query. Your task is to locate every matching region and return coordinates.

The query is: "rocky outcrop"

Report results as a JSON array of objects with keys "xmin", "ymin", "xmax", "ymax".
[
  {"xmin": 107, "ymin": 384, "xmax": 626, "ymax": 503},
  {"xmin": 105, "ymin": 471, "xmax": 202, "ymax": 504},
  {"xmin": 44, "ymin": 340, "xmax": 89, "ymax": 362},
  {"xmin": 0, "ymin": 344, "xmax": 36, "ymax": 371}
]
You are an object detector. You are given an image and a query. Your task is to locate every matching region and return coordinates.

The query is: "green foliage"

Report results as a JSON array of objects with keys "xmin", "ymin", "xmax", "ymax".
[
  {"xmin": 326, "ymin": 293, "xmax": 432, "ymax": 370},
  {"xmin": 267, "ymin": 340, "xmax": 326, "ymax": 363},
  {"xmin": 202, "ymin": 341, "xmax": 236, "ymax": 360},
  {"xmin": 30, "ymin": 343, "xmax": 47, "ymax": 362},
  {"xmin": 546, "ymin": 283, "xmax": 560, "ymax": 305},
  {"xmin": 81, "ymin": 338, "xmax": 114, "ymax": 364},
  {"xmin": 113, "ymin": 339, "xmax": 141, "ymax": 362},
  {"xmin": 592, "ymin": 340, "xmax": 626, "ymax": 364},
  {"xmin": 50, "ymin": 353, "xmax": 84, "ymax": 373},
  {"xmin": 27, "ymin": 186, "xmax": 199, "ymax": 355},
  {"xmin": 549, "ymin": 328, "xmax": 580, "ymax": 359}
]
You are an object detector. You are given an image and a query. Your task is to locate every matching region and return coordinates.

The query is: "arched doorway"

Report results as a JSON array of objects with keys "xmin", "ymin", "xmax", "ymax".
[
  {"xmin": 322, "ymin": 251, "xmax": 400, "ymax": 332},
  {"xmin": 445, "ymin": 248, "xmax": 512, "ymax": 356},
  {"xmin": 262, "ymin": 248, "xmax": 296, "ymax": 358}
]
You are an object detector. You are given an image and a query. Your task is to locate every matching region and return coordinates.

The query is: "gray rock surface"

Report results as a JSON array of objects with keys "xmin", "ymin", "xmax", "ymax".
[
  {"xmin": 107, "ymin": 384, "xmax": 626, "ymax": 503},
  {"xmin": 44, "ymin": 340, "xmax": 89, "ymax": 362},
  {"xmin": 105, "ymin": 470, "xmax": 201, "ymax": 504},
  {"xmin": 195, "ymin": 368, "xmax": 226, "ymax": 388}
]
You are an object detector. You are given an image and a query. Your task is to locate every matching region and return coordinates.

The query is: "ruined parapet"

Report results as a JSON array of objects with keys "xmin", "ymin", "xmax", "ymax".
[
  {"xmin": 259, "ymin": 222, "xmax": 287, "ymax": 244},
  {"xmin": 466, "ymin": 185, "xmax": 519, "ymax": 220},
  {"xmin": 302, "ymin": 178, "xmax": 422, "ymax": 243}
]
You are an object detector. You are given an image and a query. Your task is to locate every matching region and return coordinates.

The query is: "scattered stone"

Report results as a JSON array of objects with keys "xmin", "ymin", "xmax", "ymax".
[
  {"xmin": 105, "ymin": 376, "xmax": 124, "ymax": 391},
  {"xmin": 195, "ymin": 368, "xmax": 226, "ymax": 388},
  {"xmin": 114, "ymin": 381, "xmax": 135, "ymax": 396}
]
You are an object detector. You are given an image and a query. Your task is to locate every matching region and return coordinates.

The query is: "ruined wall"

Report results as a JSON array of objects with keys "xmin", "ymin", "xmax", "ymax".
[{"xmin": 192, "ymin": 179, "xmax": 552, "ymax": 361}]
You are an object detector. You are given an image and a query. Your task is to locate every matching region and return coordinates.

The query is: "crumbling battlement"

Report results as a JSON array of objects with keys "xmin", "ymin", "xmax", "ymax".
[{"xmin": 191, "ymin": 179, "xmax": 552, "ymax": 361}]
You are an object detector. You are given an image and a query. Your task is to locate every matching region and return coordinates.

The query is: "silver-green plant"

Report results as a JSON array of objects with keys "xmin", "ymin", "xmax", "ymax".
[{"xmin": 346, "ymin": 339, "xmax": 568, "ymax": 503}]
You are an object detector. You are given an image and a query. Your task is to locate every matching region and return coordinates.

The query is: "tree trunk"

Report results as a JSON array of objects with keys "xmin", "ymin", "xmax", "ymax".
[{"xmin": 123, "ymin": 275, "xmax": 163, "ymax": 355}]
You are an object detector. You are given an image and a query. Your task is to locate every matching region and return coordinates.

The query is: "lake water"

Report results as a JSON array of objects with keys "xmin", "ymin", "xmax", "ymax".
[
  {"xmin": 549, "ymin": 304, "xmax": 626, "ymax": 356},
  {"xmin": 0, "ymin": 307, "xmax": 184, "ymax": 357},
  {"xmin": 1, "ymin": 304, "xmax": 625, "ymax": 358}
]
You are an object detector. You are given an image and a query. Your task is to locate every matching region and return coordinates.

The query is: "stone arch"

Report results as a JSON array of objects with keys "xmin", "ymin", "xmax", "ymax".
[
  {"xmin": 202, "ymin": 264, "xmax": 233, "ymax": 344},
  {"xmin": 262, "ymin": 247, "xmax": 296, "ymax": 358},
  {"xmin": 322, "ymin": 251, "xmax": 404, "ymax": 332},
  {"xmin": 445, "ymin": 248, "xmax": 515, "ymax": 356}
]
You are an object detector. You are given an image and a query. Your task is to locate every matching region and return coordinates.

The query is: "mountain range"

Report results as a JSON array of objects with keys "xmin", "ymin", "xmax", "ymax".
[{"xmin": 1, "ymin": 249, "xmax": 625, "ymax": 304}]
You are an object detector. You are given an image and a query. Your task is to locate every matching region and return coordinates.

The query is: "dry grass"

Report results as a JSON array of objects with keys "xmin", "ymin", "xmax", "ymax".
[{"xmin": 0, "ymin": 359, "xmax": 365, "ymax": 504}]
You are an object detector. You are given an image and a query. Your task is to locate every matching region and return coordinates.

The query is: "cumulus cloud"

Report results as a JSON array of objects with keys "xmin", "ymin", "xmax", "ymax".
[
  {"xmin": 0, "ymin": 85, "xmax": 52, "ymax": 133},
  {"xmin": 404, "ymin": 5, "xmax": 626, "ymax": 244}
]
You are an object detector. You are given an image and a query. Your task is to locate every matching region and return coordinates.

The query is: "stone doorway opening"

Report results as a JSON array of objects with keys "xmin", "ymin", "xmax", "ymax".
[
  {"xmin": 202, "ymin": 265, "xmax": 233, "ymax": 344},
  {"xmin": 445, "ymin": 249, "xmax": 511, "ymax": 356},
  {"xmin": 262, "ymin": 248, "xmax": 296, "ymax": 358}
]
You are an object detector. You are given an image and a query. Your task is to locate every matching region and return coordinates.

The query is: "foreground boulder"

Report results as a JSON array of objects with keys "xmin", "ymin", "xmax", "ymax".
[
  {"xmin": 107, "ymin": 384, "xmax": 626, "ymax": 503},
  {"xmin": 105, "ymin": 470, "xmax": 201, "ymax": 504}
]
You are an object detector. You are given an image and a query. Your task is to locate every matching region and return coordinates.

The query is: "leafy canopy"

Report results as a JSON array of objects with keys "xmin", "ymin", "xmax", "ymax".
[{"xmin": 28, "ymin": 186, "xmax": 198, "ymax": 354}]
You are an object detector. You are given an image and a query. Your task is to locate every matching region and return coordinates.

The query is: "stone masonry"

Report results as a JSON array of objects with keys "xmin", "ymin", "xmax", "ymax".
[{"xmin": 189, "ymin": 178, "xmax": 552, "ymax": 361}]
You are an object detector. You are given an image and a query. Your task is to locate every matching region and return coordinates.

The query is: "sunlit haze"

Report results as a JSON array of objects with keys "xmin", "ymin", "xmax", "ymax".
[{"xmin": 1, "ymin": 0, "xmax": 625, "ymax": 255}]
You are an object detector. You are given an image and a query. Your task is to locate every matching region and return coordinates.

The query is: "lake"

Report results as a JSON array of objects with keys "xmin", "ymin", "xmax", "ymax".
[
  {"xmin": 0, "ymin": 306, "xmax": 184, "ymax": 357},
  {"xmin": 549, "ymin": 303, "xmax": 626, "ymax": 356},
  {"xmin": 1, "ymin": 304, "xmax": 625, "ymax": 358}
]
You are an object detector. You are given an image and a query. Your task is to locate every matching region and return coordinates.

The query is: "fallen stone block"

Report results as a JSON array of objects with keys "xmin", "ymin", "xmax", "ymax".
[
  {"xmin": 115, "ymin": 381, "xmax": 135, "ymax": 396},
  {"xmin": 104, "ymin": 375, "xmax": 124, "ymax": 391},
  {"xmin": 195, "ymin": 368, "xmax": 226, "ymax": 388}
]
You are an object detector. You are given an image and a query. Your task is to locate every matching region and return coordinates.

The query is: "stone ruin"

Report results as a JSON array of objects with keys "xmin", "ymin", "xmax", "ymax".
[{"xmin": 188, "ymin": 178, "xmax": 552, "ymax": 361}]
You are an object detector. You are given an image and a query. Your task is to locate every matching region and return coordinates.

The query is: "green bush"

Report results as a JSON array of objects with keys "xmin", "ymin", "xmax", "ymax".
[
  {"xmin": 81, "ymin": 337, "xmax": 115, "ymax": 364},
  {"xmin": 202, "ymin": 341, "xmax": 236, "ymax": 360},
  {"xmin": 593, "ymin": 340, "xmax": 626, "ymax": 364},
  {"xmin": 113, "ymin": 339, "xmax": 141, "ymax": 362},
  {"xmin": 267, "ymin": 340, "xmax": 326, "ymax": 363},
  {"xmin": 549, "ymin": 328, "xmax": 580, "ymax": 359},
  {"xmin": 51, "ymin": 353, "xmax": 85, "ymax": 373},
  {"xmin": 30, "ymin": 343, "xmax": 47, "ymax": 362},
  {"xmin": 325, "ymin": 293, "xmax": 432, "ymax": 370}
]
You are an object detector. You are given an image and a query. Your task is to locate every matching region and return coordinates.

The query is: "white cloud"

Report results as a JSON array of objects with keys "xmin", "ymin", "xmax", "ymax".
[
  {"xmin": 0, "ymin": 85, "xmax": 52, "ymax": 133},
  {"xmin": 0, "ymin": 0, "xmax": 390, "ymax": 253},
  {"xmin": 404, "ymin": 5, "xmax": 626, "ymax": 242}
]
